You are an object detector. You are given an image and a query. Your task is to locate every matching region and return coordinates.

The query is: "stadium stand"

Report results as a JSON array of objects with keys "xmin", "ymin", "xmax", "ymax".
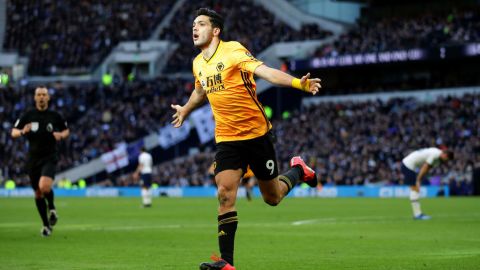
[
  {"xmin": 3, "ymin": 0, "xmax": 174, "ymax": 75},
  {"xmin": 0, "ymin": 0, "xmax": 478, "ymax": 197},
  {"xmin": 101, "ymin": 92, "xmax": 479, "ymax": 196},
  {"xmin": 314, "ymin": 8, "xmax": 480, "ymax": 58},
  {"xmin": 159, "ymin": 0, "xmax": 332, "ymax": 72}
]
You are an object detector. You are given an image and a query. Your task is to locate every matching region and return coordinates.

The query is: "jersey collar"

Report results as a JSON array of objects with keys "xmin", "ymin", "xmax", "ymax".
[{"xmin": 203, "ymin": 40, "xmax": 222, "ymax": 63}]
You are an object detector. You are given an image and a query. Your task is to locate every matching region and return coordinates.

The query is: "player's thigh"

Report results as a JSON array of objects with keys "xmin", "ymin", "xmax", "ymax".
[
  {"xmin": 214, "ymin": 141, "xmax": 248, "ymax": 175},
  {"xmin": 246, "ymin": 133, "xmax": 279, "ymax": 181},
  {"xmin": 401, "ymin": 163, "xmax": 417, "ymax": 185},
  {"xmin": 141, "ymin": 173, "xmax": 152, "ymax": 188},
  {"xmin": 39, "ymin": 160, "xmax": 56, "ymax": 190}
]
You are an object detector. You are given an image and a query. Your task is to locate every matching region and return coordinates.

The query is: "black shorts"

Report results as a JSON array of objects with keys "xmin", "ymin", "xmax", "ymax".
[
  {"xmin": 140, "ymin": 173, "xmax": 152, "ymax": 188},
  {"xmin": 401, "ymin": 163, "xmax": 417, "ymax": 186},
  {"xmin": 27, "ymin": 156, "xmax": 57, "ymax": 190},
  {"xmin": 214, "ymin": 132, "xmax": 278, "ymax": 181}
]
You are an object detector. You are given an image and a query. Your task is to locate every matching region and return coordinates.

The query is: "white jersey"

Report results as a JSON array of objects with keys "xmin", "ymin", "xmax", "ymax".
[
  {"xmin": 402, "ymin": 147, "xmax": 442, "ymax": 171},
  {"xmin": 138, "ymin": 152, "xmax": 153, "ymax": 174}
]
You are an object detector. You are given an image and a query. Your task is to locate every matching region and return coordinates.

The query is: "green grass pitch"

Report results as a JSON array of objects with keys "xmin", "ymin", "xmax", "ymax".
[{"xmin": 1, "ymin": 197, "xmax": 479, "ymax": 269}]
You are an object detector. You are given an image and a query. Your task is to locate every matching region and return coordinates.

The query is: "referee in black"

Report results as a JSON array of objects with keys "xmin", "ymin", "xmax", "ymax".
[{"xmin": 11, "ymin": 86, "xmax": 69, "ymax": 237}]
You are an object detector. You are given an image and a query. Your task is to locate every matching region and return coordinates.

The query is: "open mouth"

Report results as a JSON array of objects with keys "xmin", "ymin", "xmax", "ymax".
[{"xmin": 193, "ymin": 34, "xmax": 199, "ymax": 40}]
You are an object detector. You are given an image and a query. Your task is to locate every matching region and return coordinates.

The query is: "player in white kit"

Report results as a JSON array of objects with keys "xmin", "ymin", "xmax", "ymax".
[
  {"xmin": 134, "ymin": 147, "xmax": 154, "ymax": 207},
  {"xmin": 401, "ymin": 147, "xmax": 454, "ymax": 220}
]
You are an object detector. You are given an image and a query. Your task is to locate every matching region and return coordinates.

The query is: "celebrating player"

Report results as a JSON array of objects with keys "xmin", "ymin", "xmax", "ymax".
[{"xmin": 171, "ymin": 8, "xmax": 322, "ymax": 270}]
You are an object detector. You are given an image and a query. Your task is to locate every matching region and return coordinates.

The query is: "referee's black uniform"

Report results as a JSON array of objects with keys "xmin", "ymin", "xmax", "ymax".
[
  {"xmin": 14, "ymin": 109, "xmax": 68, "ymax": 189},
  {"xmin": 14, "ymin": 107, "xmax": 68, "ymax": 235}
]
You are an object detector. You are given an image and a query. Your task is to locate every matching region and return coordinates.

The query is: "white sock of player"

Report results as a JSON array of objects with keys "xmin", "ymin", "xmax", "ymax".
[
  {"xmin": 410, "ymin": 189, "xmax": 422, "ymax": 217},
  {"xmin": 145, "ymin": 189, "xmax": 152, "ymax": 205},
  {"xmin": 141, "ymin": 189, "xmax": 148, "ymax": 205}
]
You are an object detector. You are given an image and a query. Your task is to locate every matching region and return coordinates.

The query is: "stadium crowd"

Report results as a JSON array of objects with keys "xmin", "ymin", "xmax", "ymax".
[
  {"xmin": 107, "ymin": 92, "xmax": 479, "ymax": 196},
  {"xmin": 0, "ymin": 78, "xmax": 191, "ymax": 186},
  {"xmin": 159, "ymin": 0, "xmax": 331, "ymax": 72},
  {"xmin": 1, "ymin": 1, "xmax": 478, "ymax": 196},
  {"xmin": 314, "ymin": 9, "xmax": 480, "ymax": 58},
  {"xmin": 3, "ymin": 0, "xmax": 174, "ymax": 75}
]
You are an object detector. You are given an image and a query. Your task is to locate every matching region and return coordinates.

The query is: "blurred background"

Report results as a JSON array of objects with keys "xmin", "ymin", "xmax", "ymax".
[{"xmin": 0, "ymin": 0, "xmax": 479, "ymax": 197}]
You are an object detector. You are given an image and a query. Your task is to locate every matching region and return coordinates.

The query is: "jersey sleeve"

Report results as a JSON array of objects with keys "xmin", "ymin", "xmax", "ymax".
[
  {"xmin": 13, "ymin": 111, "xmax": 30, "ymax": 129},
  {"xmin": 232, "ymin": 42, "xmax": 263, "ymax": 73}
]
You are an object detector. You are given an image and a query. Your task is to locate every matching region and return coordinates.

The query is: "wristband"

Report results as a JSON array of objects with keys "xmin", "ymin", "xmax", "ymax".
[{"xmin": 292, "ymin": 78, "xmax": 310, "ymax": 92}]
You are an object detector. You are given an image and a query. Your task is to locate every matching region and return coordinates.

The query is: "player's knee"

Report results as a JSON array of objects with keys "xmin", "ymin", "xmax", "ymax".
[
  {"xmin": 263, "ymin": 196, "xmax": 280, "ymax": 206},
  {"xmin": 39, "ymin": 183, "xmax": 51, "ymax": 194},
  {"xmin": 217, "ymin": 185, "xmax": 235, "ymax": 207}
]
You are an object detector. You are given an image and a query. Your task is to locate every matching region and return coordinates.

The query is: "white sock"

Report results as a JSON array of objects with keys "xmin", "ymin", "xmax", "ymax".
[
  {"xmin": 141, "ymin": 189, "xmax": 148, "ymax": 205},
  {"xmin": 145, "ymin": 189, "xmax": 152, "ymax": 205},
  {"xmin": 410, "ymin": 190, "xmax": 422, "ymax": 217}
]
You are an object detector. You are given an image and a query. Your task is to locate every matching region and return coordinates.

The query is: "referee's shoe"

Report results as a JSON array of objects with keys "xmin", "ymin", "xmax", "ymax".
[
  {"xmin": 290, "ymin": 156, "xmax": 318, "ymax": 187},
  {"xmin": 49, "ymin": 210, "xmax": 58, "ymax": 226},
  {"xmin": 41, "ymin": 226, "xmax": 52, "ymax": 237}
]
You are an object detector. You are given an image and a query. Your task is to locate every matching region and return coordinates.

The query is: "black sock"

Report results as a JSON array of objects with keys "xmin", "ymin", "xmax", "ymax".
[
  {"xmin": 278, "ymin": 166, "xmax": 303, "ymax": 194},
  {"xmin": 45, "ymin": 190, "xmax": 55, "ymax": 211},
  {"xmin": 218, "ymin": 211, "xmax": 238, "ymax": 266},
  {"xmin": 35, "ymin": 198, "xmax": 49, "ymax": 227}
]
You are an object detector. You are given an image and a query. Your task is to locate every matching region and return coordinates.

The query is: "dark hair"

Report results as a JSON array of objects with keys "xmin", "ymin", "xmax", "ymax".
[
  {"xmin": 444, "ymin": 150, "xmax": 454, "ymax": 160},
  {"xmin": 196, "ymin": 8, "xmax": 224, "ymax": 33}
]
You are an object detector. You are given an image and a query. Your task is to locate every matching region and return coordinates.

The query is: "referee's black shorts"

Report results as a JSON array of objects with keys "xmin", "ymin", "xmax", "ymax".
[
  {"xmin": 27, "ymin": 155, "xmax": 57, "ymax": 190},
  {"xmin": 214, "ymin": 131, "xmax": 278, "ymax": 181}
]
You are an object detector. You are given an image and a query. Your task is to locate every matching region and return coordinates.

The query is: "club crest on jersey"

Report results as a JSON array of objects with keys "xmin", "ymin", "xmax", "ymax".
[
  {"xmin": 201, "ymin": 80, "xmax": 206, "ymax": 88},
  {"xmin": 31, "ymin": 122, "xmax": 39, "ymax": 132},
  {"xmin": 47, "ymin": 123, "xmax": 53, "ymax": 132},
  {"xmin": 216, "ymin": 62, "xmax": 224, "ymax": 72}
]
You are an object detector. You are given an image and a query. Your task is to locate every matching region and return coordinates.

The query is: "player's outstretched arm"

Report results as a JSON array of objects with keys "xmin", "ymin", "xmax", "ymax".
[
  {"xmin": 171, "ymin": 87, "xmax": 207, "ymax": 128},
  {"xmin": 254, "ymin": 64, "xmax": 321, "ymax": 95}
]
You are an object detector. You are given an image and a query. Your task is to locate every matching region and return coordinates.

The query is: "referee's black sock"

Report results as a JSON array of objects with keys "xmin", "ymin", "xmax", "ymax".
[
  {"xmin": 45, "ymin": 190, "xmax": 55, "ymax": 210},
  {"xmin": 278, "ymin": 166, "xmax": 303, "ymax": 194},
  {"xmin": 218, "ymin": 211, "xmax": 238, "ymax": 266},
  {"xmin": 35, "ymin": 198, "xmax": 49, "ymax": 227}
]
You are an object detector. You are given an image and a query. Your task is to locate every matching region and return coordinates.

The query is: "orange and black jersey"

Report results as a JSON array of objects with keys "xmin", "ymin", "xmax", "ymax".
[{"xmin": 192, "ymin": 41, "xmax": 272, "ymax": 143}]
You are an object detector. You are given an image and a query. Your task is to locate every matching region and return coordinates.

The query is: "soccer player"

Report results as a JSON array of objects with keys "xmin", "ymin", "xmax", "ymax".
[
  {"xmin": 133, "ymin": 147, "xmax": 154, "ymax": 207},
  {"xmin": 11, "ymin": 86, "xmax": 70, "ymax": 236},
  {"xmin": 170, "ymin": 8, "xmax": 322, "ymax": 270},
  {"xmin": 401, "ymin": 147, "xmax": 454, "ymax": 220}
]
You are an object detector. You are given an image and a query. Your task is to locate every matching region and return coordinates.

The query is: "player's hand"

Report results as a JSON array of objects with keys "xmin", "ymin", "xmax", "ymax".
[
  {"xmin": 22, "ymin": 123, "xmax": 32, "ymax": 135},
  {"xmin": 301, "ymin": 73, "xmax": 322, "ymax": 95},
  {"xmin": 132, "ymin": 172, "xmax": 140, "ymax": 181},
  {"xmin": 414, "ymin": 181, "xmax": 421, "ymax": 192},
  {"xmin": 53, "ymin": 132, "xmax": 63, "ymax": 141},
  {"xmin": 171, "ymin": 104, "xmax": 186, "ymax": 128}
]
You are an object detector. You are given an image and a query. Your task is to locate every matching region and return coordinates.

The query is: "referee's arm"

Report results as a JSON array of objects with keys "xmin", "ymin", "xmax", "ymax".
[
  {"xmin": 11, "ymin": 123, "xmax": 32, "ymax": 139},
  {"xmin": 53, "ymin": 128, "xmax": 70, "ymax": 141}
]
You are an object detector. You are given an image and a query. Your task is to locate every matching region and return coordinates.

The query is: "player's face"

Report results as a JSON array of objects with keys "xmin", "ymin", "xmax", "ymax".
[
  {"xmin": 192, "ymin": 15, "xmax": 214, "ymax": 48},
  {"xmin": 34, "ymin": 87, "xmax": 50, "ymax": 110}
]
